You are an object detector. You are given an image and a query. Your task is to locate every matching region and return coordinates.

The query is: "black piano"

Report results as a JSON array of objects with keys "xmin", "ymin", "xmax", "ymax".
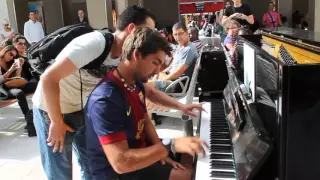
[{"xmin": 194, "ymin": 36, "xmax": 320, "ymax": 180}]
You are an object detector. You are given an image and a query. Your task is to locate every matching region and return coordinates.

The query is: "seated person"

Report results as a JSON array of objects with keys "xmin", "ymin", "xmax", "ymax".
[
  {"xmin": 188, "ymin": 27, "xmax": 203, "ymax": 54},
  {"xmin": 224, "ymin": 20, "xmax": 240, "ymax": 67},
  {"xmin": 159, "ymin": 29, "xmax": 176, "ymax": 68},
  {"xmin": 85, "ymin": 28, "xmax": 207, "ymax": 180},
  {"xmin": 13, "ymin": 35, "xmax": 35, "ymax": 81},
  {"xmin": 149, "ymin": 22, "xmax": 198, "ymax": 92},
  {"xmin": 0, "ymin": 45, "xmax": 36, "ymax": 136}
]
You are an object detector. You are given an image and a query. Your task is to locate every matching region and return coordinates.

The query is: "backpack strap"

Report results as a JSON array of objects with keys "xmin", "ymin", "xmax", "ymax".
[
  {"xmin": 82, "ymin": 29, "xmax": 114, "ymax": 69},
  {"xmin": 267, "ymin": 12, "xmax": 276, "ymax": 28}
]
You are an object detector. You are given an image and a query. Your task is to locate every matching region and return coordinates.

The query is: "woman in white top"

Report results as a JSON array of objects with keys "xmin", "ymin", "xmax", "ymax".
[{"xmin": 0, "ymin": 19, "xmax": 15, "ymax": 41}]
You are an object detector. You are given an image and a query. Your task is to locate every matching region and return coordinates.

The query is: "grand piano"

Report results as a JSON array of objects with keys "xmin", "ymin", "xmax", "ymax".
[{"xmin": 194, "ymin": 33, "xmax": 320, "ymax": 180}]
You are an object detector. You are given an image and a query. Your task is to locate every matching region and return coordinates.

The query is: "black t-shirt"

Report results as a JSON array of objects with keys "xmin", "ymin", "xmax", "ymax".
[{"xmin": 224, "ymin": 4, "xmax": 252, "ymax": 26}]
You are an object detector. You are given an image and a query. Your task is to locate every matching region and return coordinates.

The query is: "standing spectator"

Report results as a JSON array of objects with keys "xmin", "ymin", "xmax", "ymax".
[
  {"xmin": 76, "ymin": 9, "xmax": 89, "ymax": 25},
  {"xmin": 0, "ymin": 19, "xmax": 15, "ymax": 41},
  {"xmin": 222, "ymin": 0, "xmax": 254, "ymax": 30},
  {"xmin": 203, "ymin": 15, "xmax": 215, "ymax": 37},
  {"xmin": 262, "ymin": 2, "xmax": 282, "ymax": 28},
  {"xmin": 188, "ymin": 27, "xmax": 203, "ymax": 54},
  {"xmin": 24, "ymin": 11, "xmax": 45, "ymax": 45}
]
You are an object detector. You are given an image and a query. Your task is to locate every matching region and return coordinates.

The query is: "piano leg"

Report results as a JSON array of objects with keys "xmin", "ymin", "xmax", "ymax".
[{"xmin": 183, "ymin": 120, "xmax": 194, "ymax": 136}]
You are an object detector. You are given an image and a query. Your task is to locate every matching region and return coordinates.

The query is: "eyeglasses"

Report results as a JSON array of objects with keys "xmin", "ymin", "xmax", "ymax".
[
  {"xmin": 18, "ymin": 42, "xmax": 26, "ymax": 46},
  {"xmin": 173, "ymin": 32, "xmax": 186, "ymax": 37}
]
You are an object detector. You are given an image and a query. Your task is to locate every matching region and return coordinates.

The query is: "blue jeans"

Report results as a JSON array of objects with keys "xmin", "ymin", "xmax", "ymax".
[{"xmin": 33, "ymin": 107, "xmax": 91, "ymax": 180}]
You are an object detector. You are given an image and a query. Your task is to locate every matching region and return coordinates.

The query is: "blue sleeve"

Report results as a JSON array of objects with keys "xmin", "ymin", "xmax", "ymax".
[
  {"xmin": 180, "ymin": 46, "xmax": 198, "ymax": 66},
  {"xmin": 224, "ymin": 35, "xmax": 233, "ymax": 45},
  {"xmin": 88, "ymin": 86, "xmax": 127, "ymax": 145}
]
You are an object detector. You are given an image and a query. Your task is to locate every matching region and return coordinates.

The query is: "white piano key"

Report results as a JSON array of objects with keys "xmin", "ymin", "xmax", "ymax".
[{"xmin": 195, "ymin": 102, "xmax": 211, "ymax": 180}]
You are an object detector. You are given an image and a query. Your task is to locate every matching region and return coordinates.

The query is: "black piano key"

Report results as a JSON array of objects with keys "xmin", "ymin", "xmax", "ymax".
[
  {"xmin": 210, "ymin": 139, "xmax": 231, "ymax": 145},
  {"xmin": 210, "ymin": 133, "xmax": 230, "ymax": 139},
  {"xmin": 211, "ymin": 145, "xmax": 232, "ymax": 152},
  {"xmin": 210, "ymin": 160, "xmax": 235, "ymax": 169},
  {"xmin": 210, "ymin": 153, "xmax": 233, "ymax": 160},
  {"xmin": 210, "ymin": 170, "xmax": 236, "ymax": 178}
]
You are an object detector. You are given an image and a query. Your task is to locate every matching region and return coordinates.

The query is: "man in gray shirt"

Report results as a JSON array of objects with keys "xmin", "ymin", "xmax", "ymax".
[{"xmin": 150, "ymin": 22, "xmax": 198, "ymax": 91}]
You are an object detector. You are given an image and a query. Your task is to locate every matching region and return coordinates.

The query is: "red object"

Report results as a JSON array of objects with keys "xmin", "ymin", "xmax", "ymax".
[
  {"xmin": 204, "ymin": 2, "xmax": 224, "ymax": 12},
  {"xmin": 180, "ymin": 3, "xmax": 197, "ymax": 13},
  {"xmin": 99, "ymin": 132, "xmax": 126, "ymax": 144}
]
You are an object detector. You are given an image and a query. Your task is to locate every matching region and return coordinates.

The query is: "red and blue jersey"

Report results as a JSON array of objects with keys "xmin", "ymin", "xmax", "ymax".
[{"xmin": 85, "ymin": 71, "xmax": 147, "ymax": 179}]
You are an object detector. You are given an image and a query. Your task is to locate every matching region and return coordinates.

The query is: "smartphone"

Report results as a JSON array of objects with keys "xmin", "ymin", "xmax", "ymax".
[{"xmin": 14, "ymin": 59, "xmax": 20, "ymax": 68}]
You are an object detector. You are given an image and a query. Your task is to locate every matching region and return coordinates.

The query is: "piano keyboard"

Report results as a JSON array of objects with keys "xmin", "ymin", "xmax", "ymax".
[{"xmin": 195, "ymin": 100, "xmax": 237, "ymax": 180}]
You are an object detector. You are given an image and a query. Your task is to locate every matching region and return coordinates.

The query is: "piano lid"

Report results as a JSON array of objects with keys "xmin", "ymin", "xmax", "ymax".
[{"xmin": 260, "ymin": 27, "xmax": 320, "ymax": 47}]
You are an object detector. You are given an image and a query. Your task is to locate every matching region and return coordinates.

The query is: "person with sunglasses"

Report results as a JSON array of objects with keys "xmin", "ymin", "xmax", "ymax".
[
  {"xmin": 0, "ymin": 19, "xmax": 15, "ymax": 42},
  {"xmin": 0, "ymin": 45, "xmax": 37, "ymax": 136}
]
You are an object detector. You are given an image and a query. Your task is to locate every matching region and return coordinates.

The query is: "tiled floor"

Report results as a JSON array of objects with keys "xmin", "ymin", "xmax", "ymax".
[{"xmin": 0, "ymin": 96, "xmax": 194, "ymax": 180}]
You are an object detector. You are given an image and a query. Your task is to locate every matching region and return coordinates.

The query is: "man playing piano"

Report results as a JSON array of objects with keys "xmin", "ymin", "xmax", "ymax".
[{"xmin": 85, "ymin": 28, "xmax": 207, "ymax": 180}]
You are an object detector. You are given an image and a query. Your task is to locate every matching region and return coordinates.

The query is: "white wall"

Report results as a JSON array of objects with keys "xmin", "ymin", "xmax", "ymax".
[
  {"xmin": 315, "ymin": 0, "xmax": 320, "ymax": 32},
  {"xmin": 0, "ymin": 0, "xmax": 9, "ymax": 30}
]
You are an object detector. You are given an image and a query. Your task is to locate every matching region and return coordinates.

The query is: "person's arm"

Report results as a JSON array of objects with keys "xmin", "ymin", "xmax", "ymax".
[
  {"xmin": 24, "ymin": 22, "xmax": 32, "ymax": 44},
  {"xmin": 103, "ymin": 141, "xmax": 167, "ymax": 174},
  {"xmin": 42, "ymin": 32, "xmax": 105, "ymax": 152},
  {"xmin": 262, "ymin": 13, "xmax": 268, "ymax": 25},
  {"xmin": 163, "ymin": 48, "xmax": 195, "ymax": 81},
  {"xmin": 222, "ymin": 8, "xmax": 240, "ymax": 26},
  {"xmin": 90, "ymin": 95, "xmax": 167, "ymax": 174},
  {"xmin": 143, "ymin": 113, "xmax": 161, "ymax": 145},
  {"xmin": 163, "ymin": 64, "xmax": 188, "ymax": 81}
]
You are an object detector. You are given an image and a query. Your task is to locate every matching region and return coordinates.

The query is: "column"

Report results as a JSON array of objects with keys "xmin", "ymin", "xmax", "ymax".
[
  {"xmin": 42, "ymin": 0, "xmax": 64, "ymax": 34},
  {"xmin": 307, "ymin": 0, "xmax": 315, "ymax": 30},
  {"xmin": 86, "ymin": 0, "xmax": 113, "ymax": 29},
  {"xmin": 278, "ymin": 0, "xmax": 293, "ymax": 26},
  {"xmin": 142, "ymin": 0, "xmax": 179, "ymax": 27},
  {"xmin": 315, "ymin": 0, "xmax": 320, "ymax": 32},
  {"xmin": 116, "ymin": 0, "xmax": 143, "ymax": 15}
]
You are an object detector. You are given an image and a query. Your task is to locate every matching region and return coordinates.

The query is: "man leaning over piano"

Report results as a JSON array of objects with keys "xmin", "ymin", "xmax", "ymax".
[{"xmin": 85, "ymin": 28, "xmax": 207, "ymax": 180}]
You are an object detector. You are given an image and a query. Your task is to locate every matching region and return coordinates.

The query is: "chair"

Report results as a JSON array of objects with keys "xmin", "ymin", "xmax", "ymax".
[{"xmin": 147, "ymin": 49, "xmax": 202, "ymax": 119}]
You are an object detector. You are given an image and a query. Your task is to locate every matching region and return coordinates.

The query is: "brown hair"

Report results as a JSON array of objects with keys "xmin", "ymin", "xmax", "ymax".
[
  {"xmin": 224, "ymin": 20, "xmax": 241, "ymax": 32},
  {"xmin": 0, "ymin": 45, "xmax": 17, "ymax": 59},
  {"xmin": 122, "ymin": 27, "xmax": 172, "ymax": 61}
]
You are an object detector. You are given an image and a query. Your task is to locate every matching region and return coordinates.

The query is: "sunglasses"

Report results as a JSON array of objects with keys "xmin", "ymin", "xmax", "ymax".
[
  {"xmin": 4, "ymin": 24, "xmax": 9, "ymax": 26},
  {"xmin": 8, "ymin": 52, "xmax": 17, "ymax": 58}
]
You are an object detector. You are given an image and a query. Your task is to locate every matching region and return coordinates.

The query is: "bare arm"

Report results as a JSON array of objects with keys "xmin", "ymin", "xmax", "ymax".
[
  {"xmin": 41, "ymin": 57, "xmax": 77, "ymax": 123},
  {"xmin": 246, "ymin": 15, "xmax": 255, "ymax": 24},
  {"xmin": 143, "ymin": 113, "xmax": 161, "ymax": 145},
  {"xmin": 102, "ymin": 140, "xmax": 168, "ymax": 174},
  {"xmin": 163, "ymin": 64, "xmax": 188, "ymax": 81},
  {"xmin": 222, "ymin": 13, "xmax": 239, "ymax": 26},
  {"xmin": 144, "ymin": 83, "xmax": 183, "ymax": 110}
]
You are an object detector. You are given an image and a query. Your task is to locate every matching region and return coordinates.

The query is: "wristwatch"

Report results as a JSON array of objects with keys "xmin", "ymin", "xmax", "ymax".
[{"xmin": 162, "ymin": 138, "xmax": 176, "ymax": 153}]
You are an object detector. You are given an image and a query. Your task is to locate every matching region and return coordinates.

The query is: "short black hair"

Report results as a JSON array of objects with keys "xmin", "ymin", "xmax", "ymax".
[
  {"xmin": 122, "ymin": 27, "xmax": 172, "ymax": 61},
  {"xmin": 116, "ymin": 5, "xmax": 156, "ymax": 31},
  {"xmin": 172, "ymin": 22, "xmax": 187, "ymax": 32},
  {"xmin": 13, "ymin": 35, "xmax": 26, "ymax": 44}
]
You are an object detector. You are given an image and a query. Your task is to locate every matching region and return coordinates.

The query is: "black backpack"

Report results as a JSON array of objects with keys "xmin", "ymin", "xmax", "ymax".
[{"xmin": 28, "ymin": 23, "xmax": 114, "ymax": 76}]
